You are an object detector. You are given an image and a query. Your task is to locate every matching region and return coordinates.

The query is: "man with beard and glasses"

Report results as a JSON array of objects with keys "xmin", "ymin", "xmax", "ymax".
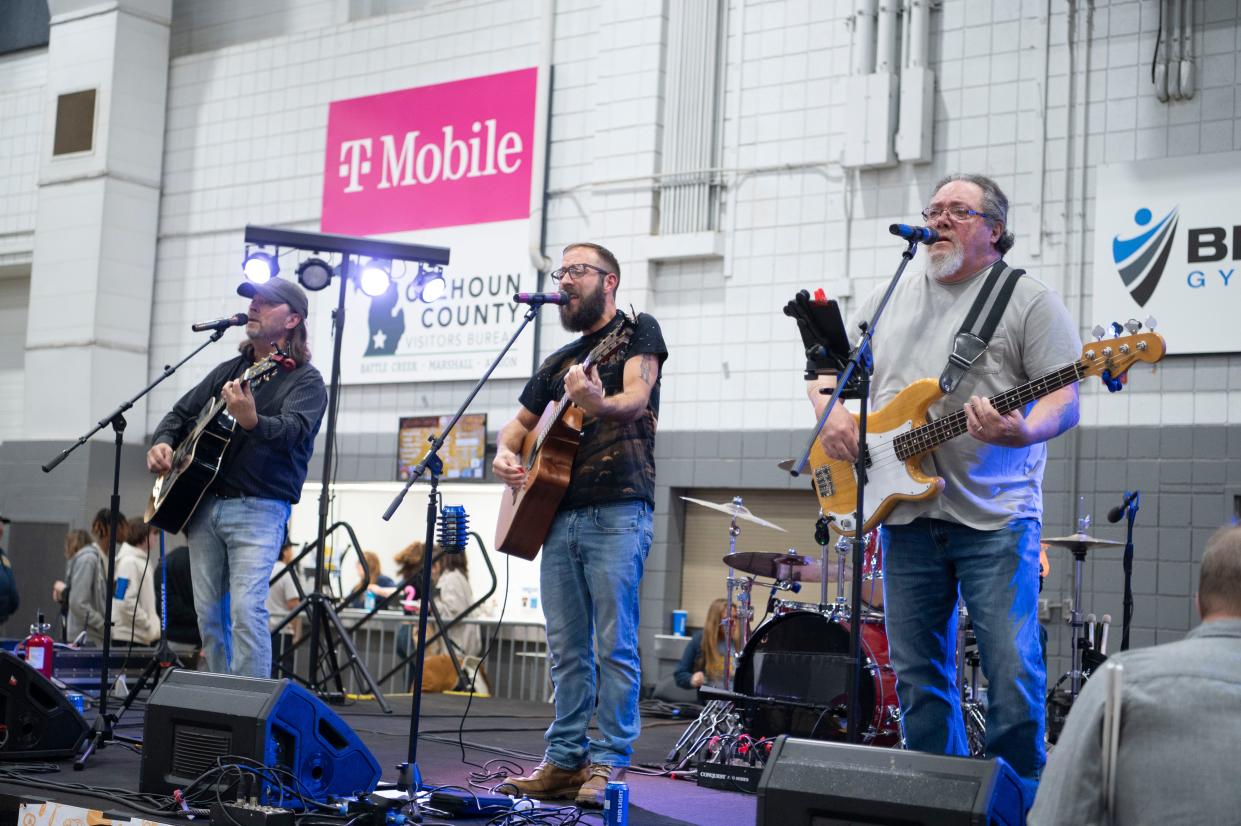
[
  {"xmin": 809, "ymin": 174, "xmax": 1080, "ymax": 807},
  {"xmin": 147, "ymin": 279, "xmax": 327, "ymax": 678},
  {"xmin": 493, "ymin": 242, "xmax": 667, "ymax": 807}
]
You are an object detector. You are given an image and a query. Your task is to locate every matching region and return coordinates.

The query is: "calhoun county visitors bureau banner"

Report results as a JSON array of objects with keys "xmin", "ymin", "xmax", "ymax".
[
  {"xmin": 318, "ymin": 68, "xmax": 540, "ymax": 384},
  {"xmin": 1093, "ymin": 151, "xmax": 1241, "ymax": 355}
]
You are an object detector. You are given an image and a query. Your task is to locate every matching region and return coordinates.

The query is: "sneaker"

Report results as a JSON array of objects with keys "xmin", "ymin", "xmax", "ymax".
[
  {"xmin": 496, "ymin": 761, "xmax": 589, "ymax": 800},
  {"xmin": 574, "ymin": 763, "xmax": 622, "ymax": 807}
]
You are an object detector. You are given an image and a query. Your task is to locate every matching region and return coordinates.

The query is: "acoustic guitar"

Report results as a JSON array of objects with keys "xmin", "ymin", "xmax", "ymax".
[
  {"xmin": 495, "ymin": 323, "xmax": 635, "ymax": 560},
  {"xmin": 810, "ymin": 332, "xmax": 1166, "ymax": 537},
  {"xmin": 145, "ymin": 350, "xmax": 294, "ymax": 533}
]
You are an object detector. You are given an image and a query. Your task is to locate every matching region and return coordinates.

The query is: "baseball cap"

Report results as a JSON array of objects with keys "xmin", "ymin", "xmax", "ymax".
[{"xmin": 237, "ymin": 278, "xmax": 309, "ymax": 318}]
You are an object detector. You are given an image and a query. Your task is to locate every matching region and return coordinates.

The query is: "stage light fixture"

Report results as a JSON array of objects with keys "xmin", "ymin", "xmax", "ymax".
[
  {"xmin": 296, "ymin": 257, "xmax": 334, "ymax": 292},
  {"xmin": 412, "ymin": 265, "xmax": 447, "ymax": 303},
  {"xmin": 242, "ymin": 247, "xmax": 278, "ymax": 283},
  {"xmin": 358, "ymin": 258, "xmax": 393, "ymax": 297}
]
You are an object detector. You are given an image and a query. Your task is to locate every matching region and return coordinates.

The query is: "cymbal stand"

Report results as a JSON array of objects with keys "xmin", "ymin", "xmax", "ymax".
[
  {"xmin": 1066, "ymin": 543, "xmax": 1090, "ymax": 698},
  {"xmin": 721, "ymin": 496, "xmax": 751, "ymax": 691}
]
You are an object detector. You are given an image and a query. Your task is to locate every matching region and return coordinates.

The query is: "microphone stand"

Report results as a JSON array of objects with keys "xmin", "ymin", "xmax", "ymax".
[
  {"xmin": 40, "ymin": 327, "xmax": 229, "ymax": 769},
  {"xmin": 1118, "ymin": 492, "xmax": 1139, "ymax": 651},
  {"xmin": 382, "ymin": 302, "xmax": 544, "ymax": 806},
  {"xmin": 789, "ymin": 237, "xmax": 920, "ymax": 743}
]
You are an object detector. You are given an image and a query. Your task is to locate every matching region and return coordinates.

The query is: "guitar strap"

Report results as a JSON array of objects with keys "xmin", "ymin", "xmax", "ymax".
[{"xmin": 938, "ymin": 259, "xmax": 1025, "ymax": 394}]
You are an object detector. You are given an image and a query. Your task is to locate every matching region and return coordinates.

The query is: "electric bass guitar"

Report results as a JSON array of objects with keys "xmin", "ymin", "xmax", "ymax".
[
  {"xmin": 145, "ymin": 350, "xmax": 294, "ymax": 533},
  {"xmin": 810, "ymin": 332, "xmax": 1166, "ymax": 537},
  {"xmin": 495, "ymin": 323, "xmax": 635, "ymax": 560}
]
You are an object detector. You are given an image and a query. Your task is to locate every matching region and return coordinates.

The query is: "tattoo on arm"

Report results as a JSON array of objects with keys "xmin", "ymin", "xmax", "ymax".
[{"xmin": 639, "ymin": 353, "xmax": 656, "ymax": 385}]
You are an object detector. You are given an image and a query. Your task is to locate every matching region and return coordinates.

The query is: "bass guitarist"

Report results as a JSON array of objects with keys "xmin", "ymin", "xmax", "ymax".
[
  {"xmin": 810, "ymin": 174, "xmax": 1080, "ymax": 808},
  {"xmin": 494, "ymin": 242, "xmax": 666, "ymax": 807},
  {"xmin": 146, "ymin": 278, "xmax": 326, "ymax": 678}
]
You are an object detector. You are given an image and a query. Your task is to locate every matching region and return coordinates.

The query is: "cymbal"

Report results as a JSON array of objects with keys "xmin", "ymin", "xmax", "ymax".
[
  {"xmin": 1042, "ymin": 532, "xmax": 1124, "ymax": 550},
  {"xmin": 724, "ymin": 551, "xmax": 822, "ymax": 582},
  {"xmin": 681, "ymin": 496, "xmax": 787, "ymax": 532}
]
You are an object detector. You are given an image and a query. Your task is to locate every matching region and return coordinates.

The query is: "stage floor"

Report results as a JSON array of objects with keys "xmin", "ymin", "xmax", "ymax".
[{"xmin": 0, "ymin": 693, "xmax": 755, "ymax": 826}]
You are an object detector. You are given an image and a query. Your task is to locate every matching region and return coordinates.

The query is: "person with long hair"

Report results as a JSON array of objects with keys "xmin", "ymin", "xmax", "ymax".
[
  {"xmin": 146, "ymin": 278, "xmax": 327, "ymax": 677},
  {"xmin": 67, "ymin": 509, "xmax": 116, "ymax": 645},
  {"xmin": 53, "ymin": 529, "xmax": 92, "ymax": 640},
  {"xmin": 674, "ymin": 598, "xmax": 745, "ymax": 690}
]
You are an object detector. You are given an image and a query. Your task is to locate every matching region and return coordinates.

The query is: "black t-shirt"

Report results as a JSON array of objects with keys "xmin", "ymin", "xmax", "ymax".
[{"xmin": 518, "ymin": 310, "xmax": 668, "ymax": 510}]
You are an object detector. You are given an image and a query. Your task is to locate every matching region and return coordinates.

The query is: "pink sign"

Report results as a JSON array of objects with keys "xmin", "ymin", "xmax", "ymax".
[{"xmin": 322, "ymin": 68, "xmax": 537, "ymax": 234}]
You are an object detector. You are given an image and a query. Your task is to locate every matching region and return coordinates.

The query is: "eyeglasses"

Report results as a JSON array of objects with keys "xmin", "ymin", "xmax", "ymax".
[
  {"xmin": 921, "ymin": 205, "xmax": 995, "ymax": 223},
  {"xmin": 550, "ymin": 262, "xmax": 609, "ymax": 282}
]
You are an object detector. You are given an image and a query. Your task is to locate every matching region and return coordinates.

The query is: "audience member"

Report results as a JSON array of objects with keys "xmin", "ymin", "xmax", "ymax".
[
  {"xmin": 54, "ymin": 528, "xmax": 93, "ymax": 639},
  {"xmin": 112, "ymin": 519, "xmax": 160, "ymax": 646},
  {"xmin": 348, "ymin": 550, "xmax": 396, "ymax": 607},
  {"xmin": 674, "ymin": 598, "xmax": 743, "ymax": 691},
  {"xmin": 68, "ymin": 508, "xmax": 115, "ymax": 645},
  {"xmin": 428, "ymin": 552, "xmax": 480, "ymax": 660},
  {"xmin": 268, "ymin": 537, "xmax": 303, "ymax": 676},
  {"xmin": 0, "ymin": 515, "xmax": 16, "ymax": 624},
  {"xmin": 1029, "ymin": 525, "xmax": 1241, "ymax": 825}
]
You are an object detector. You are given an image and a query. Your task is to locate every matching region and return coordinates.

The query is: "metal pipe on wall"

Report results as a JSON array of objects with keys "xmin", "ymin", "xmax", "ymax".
[
  {"xmin": 1169, "ymin": 0, "xmax": 1182, "ymax": 100},
  {"xmin": 876, "ymin": 0, "xmax": 898, "ymax": 73},
  {"xmin": 1180, "ymin": 0, "xmax": 1195, "ymax": 99},
  {"xmin": 1154, "ymin": 0, "xmax": 1170, "ymax": 101},
  {"xmin": 853, "ymin": 0, "xmax": 878, "ymax": 75}
]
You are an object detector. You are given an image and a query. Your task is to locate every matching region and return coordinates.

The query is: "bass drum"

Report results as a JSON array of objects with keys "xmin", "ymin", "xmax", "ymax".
[{"xmin": 732, "ymin": 610, "xmax": 899, "ymax": 746}]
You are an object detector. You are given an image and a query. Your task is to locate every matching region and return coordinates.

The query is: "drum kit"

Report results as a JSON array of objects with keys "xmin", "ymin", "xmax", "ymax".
[{"xmin": 671, "ymin": 495, "xmax": 988, "ymax": 764}]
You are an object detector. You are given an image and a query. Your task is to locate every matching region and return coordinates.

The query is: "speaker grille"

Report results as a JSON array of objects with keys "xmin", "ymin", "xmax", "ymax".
[{"xmin": 171, "ymin": 724, "xmax": 232, "ymax": 779}]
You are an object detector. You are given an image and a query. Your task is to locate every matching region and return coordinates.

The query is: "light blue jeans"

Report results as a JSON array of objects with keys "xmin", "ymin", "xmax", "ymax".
[
  {"xmin": 540, "ymin": 500, "xmax": 652, "ymax": 769},
  {"xmin": 881, "ymin": 517, "xmax": 1045, "ymax": 805},
  {"xmin": 187, "ymin": 495, "xmax": 290, "ymax": 677}
]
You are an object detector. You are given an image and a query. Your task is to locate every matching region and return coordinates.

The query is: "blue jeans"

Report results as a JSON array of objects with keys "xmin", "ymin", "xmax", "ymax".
[
  {"xmin": 540, "ymin": 500, "xmax": 652, "ymax": 769},
  {"xmin": 881, "ymin": 518, "xmax": 1045, "ymax": 802},
  {"xmin": 187, "ymin": 495, "xmax": 290, "ymax": 677}
]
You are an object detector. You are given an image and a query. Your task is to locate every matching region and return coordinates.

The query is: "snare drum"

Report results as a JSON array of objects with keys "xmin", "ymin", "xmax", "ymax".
[{"xmin": 732, "ymin": 609, "xmax": 899, "ymax": 746}]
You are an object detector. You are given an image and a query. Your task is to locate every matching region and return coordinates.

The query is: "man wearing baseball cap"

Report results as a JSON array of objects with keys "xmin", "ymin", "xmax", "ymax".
[{"xmin": 146, "ymin": 279, "xmax": 327, "ymax": 678}]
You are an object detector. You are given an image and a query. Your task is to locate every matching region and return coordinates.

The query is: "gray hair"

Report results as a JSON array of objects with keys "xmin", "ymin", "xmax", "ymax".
[
  {"xmin": 1199, "ymin": 525, "xmax": 1241, "ymax": 617},
  {"xmin": 931, "ymin": 173, "xmax": 1016, "ymax": 255}
]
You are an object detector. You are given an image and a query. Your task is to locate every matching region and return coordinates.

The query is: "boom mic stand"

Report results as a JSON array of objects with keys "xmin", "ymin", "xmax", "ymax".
[
  {"xmin": 1111, "ymin": 491, "xmax": 1140, "ymax": 651},
  {"xmin": 40, "ymin": 327, "xmax": 229, "ymax": 769},
  {"xmin": 382, "ymin": 302, "xmax": 544, "ymax": 806},
  {"xmin": 789, "ymin": 237, "xmax": 921, "ymax": 743}
]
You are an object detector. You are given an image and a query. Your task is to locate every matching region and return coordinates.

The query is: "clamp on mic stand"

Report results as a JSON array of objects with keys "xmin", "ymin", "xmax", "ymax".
[
  {"xmin": 381, "ymin": 302, "xmax": 544, "ymax": 813},
  {"xmin": 39, "ymin": 325, "xmax": 229, "ymax": 769},
  {"xmin": 788, "ymin": 238, "xmax": 921, "ymax": 743}
]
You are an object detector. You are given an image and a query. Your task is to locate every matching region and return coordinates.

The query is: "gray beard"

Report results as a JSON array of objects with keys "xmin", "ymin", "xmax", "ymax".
[{"xmin": 926, "ymin": 242, "xmax": 965, "ymax": 281}]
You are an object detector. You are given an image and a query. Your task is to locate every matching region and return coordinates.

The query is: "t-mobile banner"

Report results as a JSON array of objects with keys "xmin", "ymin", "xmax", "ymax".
[
  {"xmin": 322, "ymin": 68, "xmax": 537, "ymax": 234},
  {"xmin": 317, "ymin": 69, "xmax": 542, "ymax": 385}
]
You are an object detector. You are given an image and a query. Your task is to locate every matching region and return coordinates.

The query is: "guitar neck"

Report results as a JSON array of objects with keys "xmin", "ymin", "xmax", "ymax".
[
  {"xmin": 527, "ymin": 351, "xmax": 599, "ymax": 463},
  {"xmin": 895, "ymin": 361, "xmax": 1086, "ymax": 459}
]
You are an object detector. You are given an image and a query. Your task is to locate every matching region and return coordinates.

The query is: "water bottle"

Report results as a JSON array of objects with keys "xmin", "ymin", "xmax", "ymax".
[
  {"xmin": 603, "ymin": 780, "xmax": 628, "ymax": 826},
  {"xmin": 364, "ymin": 590, "xmax": 376, "ymax": 611}
]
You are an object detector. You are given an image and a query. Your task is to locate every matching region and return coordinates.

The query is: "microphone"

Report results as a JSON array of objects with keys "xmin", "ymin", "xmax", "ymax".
[
  {"xmin": 1099, "ymin": 614, "xmax": 1112, "ymax": 655},
  {"xmin": 513, "ymin": 291, "xmax": 571, "ymax": 305},
  {"xmin": 1107, "ymin": 491, "xmax": 1140, "ymax": 523},
  {"xmin": 888, "ymin": 224, "xmax": 942, "ymax": 244},
  {"xmin": 1085, "ymin": 613, "xmax": 1097, "ymax": 648},
  {"xmin": 191, "ymin": 312, "xmax": 248, "ymax": 332},
  {"xmin": 438, "ymin": 504, "xmax": 470, "ymax": 553}
]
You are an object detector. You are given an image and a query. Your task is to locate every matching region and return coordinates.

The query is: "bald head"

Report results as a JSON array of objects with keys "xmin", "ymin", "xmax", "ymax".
[{"xmin": 1198, "ymin": 525, "xmax": 1241, "ymax": 621}]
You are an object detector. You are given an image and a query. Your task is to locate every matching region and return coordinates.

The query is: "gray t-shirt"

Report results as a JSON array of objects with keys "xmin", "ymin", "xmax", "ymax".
[{"xmin": 850, "ymin": 263, "xmax": 1081, "ymax": 530}]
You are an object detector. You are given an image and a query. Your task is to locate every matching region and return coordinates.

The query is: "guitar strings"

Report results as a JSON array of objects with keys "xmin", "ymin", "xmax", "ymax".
[{"xmin": 822, "ymin": 350, "xmax": 1125, "ymax": 485}]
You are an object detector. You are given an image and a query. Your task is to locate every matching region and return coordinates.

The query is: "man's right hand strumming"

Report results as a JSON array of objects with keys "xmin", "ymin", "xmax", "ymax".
[
  {"xmin": 146, "ymin": 443, "xmax": 173, "ymax": 474},
  {"xmin": 492, "ymin": 448, "xmax": 527, "ymax": 488}
]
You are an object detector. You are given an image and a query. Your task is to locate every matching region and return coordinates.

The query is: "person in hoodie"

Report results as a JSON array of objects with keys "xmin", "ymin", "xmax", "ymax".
[
  {"xmin": 67, "ymin": 508, "xmax": 117, "ymax": 646},
  {"xmin": 113, "ymin": 518, "xmax": 160, "ymax": 646}
]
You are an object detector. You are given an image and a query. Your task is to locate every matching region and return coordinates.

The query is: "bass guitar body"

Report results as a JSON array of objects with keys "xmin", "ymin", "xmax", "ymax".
[{"xmin": 494, "ymin": 401, "xmax": 585, "ymax": 561}]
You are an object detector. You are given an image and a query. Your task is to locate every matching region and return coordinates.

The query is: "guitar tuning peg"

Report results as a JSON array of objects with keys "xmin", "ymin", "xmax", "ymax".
[
  {"xmin": 1110, "ymin": 322, "xmax": 1123, "ymax": 337},
  {"xmin": 1092, "ymin": 324, "xmax": 1106, "ymax": 341},
  {"xmin": 1145, "ymin": 316, "xmax": 1157, "ymax": 331},
  {"xmin": 1124, "ymin": 318, "xmax": 1142, "ymax": 334}
]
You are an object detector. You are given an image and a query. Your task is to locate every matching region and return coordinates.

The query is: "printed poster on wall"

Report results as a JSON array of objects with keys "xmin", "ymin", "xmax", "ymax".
[
  {"xmin": 319, "ymin": 67, "xmax": 541, "ymax": 384},
  {"xmin": 1092, "ymin": 151, "xmax": 1241, "ymax": 355}
]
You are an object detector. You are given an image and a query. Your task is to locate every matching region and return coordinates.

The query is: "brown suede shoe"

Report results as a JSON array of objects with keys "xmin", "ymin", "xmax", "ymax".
[
  {"xmin": 496, "ymin": 761, "xmax": 589, "ymax": 800},
  {"xmin": 574, "ymin": 763, "xmax": 622, "ymax": 807}
]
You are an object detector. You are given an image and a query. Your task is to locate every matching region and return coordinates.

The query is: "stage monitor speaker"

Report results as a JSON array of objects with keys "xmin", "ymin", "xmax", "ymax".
[
  {"xmin": 757, "ymin": 736, "xmax": 1025, "ymax": 826},
  {"xmin": 0, "ymin": 651, "xmax": 89, "ymax": 759},
  {"xmin": 140, "ymin": 670, "xmax": 380, "ymax": 805}
]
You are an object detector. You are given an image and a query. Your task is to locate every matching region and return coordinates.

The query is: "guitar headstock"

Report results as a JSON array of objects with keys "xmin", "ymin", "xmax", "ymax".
[
  {"xmin": 244, "ymin": 345, "xmax": 297, "ymax": 384},
  {"xmin": 586, "ymin": 322, "xmax": 635, "ymax": 367},
  {"xmin": 1079, "ymin": 329, "xmax": 1166, "ymax": 379}
]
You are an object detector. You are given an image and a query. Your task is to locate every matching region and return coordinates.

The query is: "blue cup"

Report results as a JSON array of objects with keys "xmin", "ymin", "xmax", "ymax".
[{"xmin": 672, "ymin": 610, "xmax": 688, "ymax": 636}]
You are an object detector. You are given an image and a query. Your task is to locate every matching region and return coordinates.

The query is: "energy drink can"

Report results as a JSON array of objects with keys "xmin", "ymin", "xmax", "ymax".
[{"xmin": 603, "ymin": 780, "xmax": 628, "ymax": 826}]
